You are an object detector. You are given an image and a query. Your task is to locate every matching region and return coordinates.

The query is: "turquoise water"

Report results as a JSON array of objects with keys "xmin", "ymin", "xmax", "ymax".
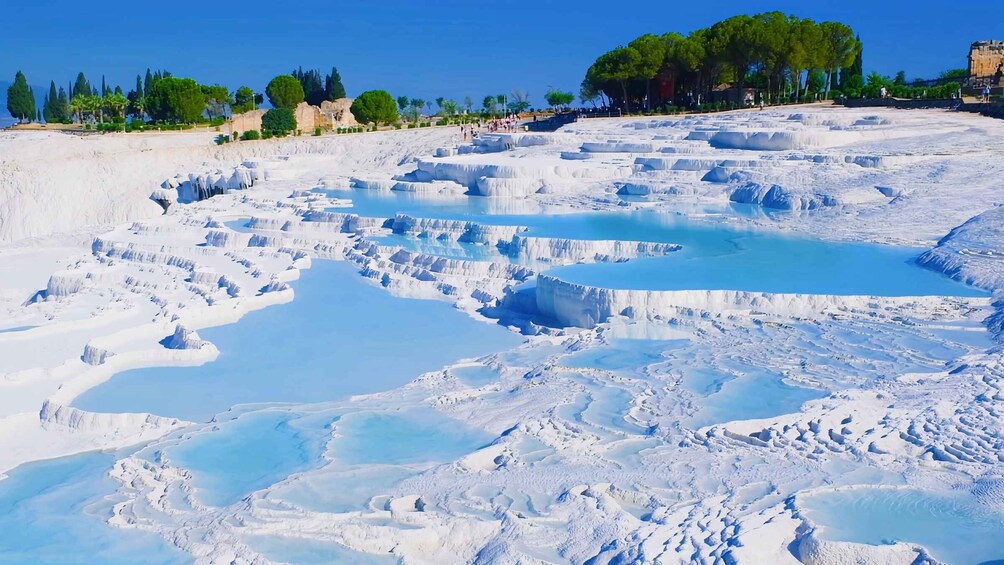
[
  {"xmin": 273, "ymin": 407, "xmax": 495, "ymax": 513},
  {"xmin": 242, "ymin": 535, "xmax": 397, "ymax": 565},
  {"xmin": 452, "ymin": 364, "xmax": 500, "ymax": 386},
  {"xmin": 223, "ymin": 218, "xmax": 253, "ymax": 233},
  {"xmin": 562, "ymin": 339, "xmax": 687, "ymax": 375},
  {"xmin": 319, "ymin": 187, "xmax": 547, "ymax": 219},
  {"xmin": 687, "ymin": 368, "xmax": 825, "ymax": 427},
  {"xmin": 800, "ymin": 488, "xmax": 1004, "ymax": 565},
  {"xmin": 0, "ymin": 452, "xmax": 189, "ymax": 565},
  {"xmin": 334, "ymin": 189, "xmax": 982, "ymax": 297},
  {"xmin": 168, "ymin": 410, "xmax": 329, "ymax": 507},
  {"xmin": 548, "ymin": 238, "xmax": 985, "ymax": 296},
  {"xmin": 73, "ymin": 260, "xmax": 523, "ymax": 422},
  {"xmin": 330, "ymin": 409, "xmax": 493, "ymax": 466}
]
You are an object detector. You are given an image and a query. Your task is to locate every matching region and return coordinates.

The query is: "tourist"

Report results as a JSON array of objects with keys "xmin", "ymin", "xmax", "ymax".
[{"xmin": 983, "ymin": 85, "xmax": 992, "ymax": 103}]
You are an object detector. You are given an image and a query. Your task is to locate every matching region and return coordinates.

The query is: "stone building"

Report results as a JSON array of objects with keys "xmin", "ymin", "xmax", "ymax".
[
  {"xmin": 227, "ymin": 99, "xmax": 359, "ymax": 137},
  {"xmin": 969, "ymin": 41, "xmax": 1004, "ymax": 83}
]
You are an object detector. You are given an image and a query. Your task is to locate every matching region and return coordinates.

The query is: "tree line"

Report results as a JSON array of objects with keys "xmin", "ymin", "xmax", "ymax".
[
  {"xmin": 582, "ymin": 12, "xmax": 862, "ymax": 112},
  {"xmin": 5, "ymin": 66, "xmax": 347, "ymax": 127}
]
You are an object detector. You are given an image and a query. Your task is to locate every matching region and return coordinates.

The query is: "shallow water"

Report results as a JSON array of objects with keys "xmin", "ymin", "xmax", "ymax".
[
  {"xmin": 0, "ymin": 452, "xmax": 189, "ymax": 565},
  {"xmin": 800, "ymin": 488, "xmax": 1004, "ymax": 565},
  {"xmin": 336, "ymin": 188, "xmax": 982, "ymax": 297},
  {"xmin": 241, "ymin": 535, "xmax": 397, "ymax": 565},
  {"xmin": 329, "ymin": 409, "xmax": 493, "ymax": 466},
  {"xmin": 168, "ymin": 410, "xmax": 329, "ymax": 507},
  {"xmin": 687, "ymin": 369, "xmax": 826, "ymax": 427},
  {"xmin": 548, "ymin": 238, "xmax": 984, "ymax": 297},
  {"xmin": 73, "ymin": 260, "xmax": 523, "ymax": 421}
]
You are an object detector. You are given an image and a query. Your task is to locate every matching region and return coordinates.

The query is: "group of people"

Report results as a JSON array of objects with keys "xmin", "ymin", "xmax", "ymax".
[
  {"xmin": 454, "ymin": 115, "xmax": 522, "ymax": 143},
  {"xmin": 486, "ymin": 115, "xmax": 521, "ymax": 133}
]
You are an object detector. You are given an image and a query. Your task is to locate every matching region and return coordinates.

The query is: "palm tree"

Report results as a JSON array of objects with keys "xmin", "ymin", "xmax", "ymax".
[{"xmin": 69, "ymin": 95, "xmax": 84, "ymax": 124}]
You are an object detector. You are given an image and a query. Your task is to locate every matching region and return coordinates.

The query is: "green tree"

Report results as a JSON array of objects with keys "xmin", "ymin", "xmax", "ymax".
[
  {"xmin": 592, "ymin": 47, "xmax": 642, "ymax": 112},
  {"xmin": 43, "ymin": 81, "xmax": 68, "ymax": 123},
  {"xmin": 73, "ymin": 72, "xmax": 91, "ymax": 98},
  {"xmin": 325, "ymin": 67, "xmax": 346, "ymax": 100},
  {"xmin": 201, "ymin": 84, "xmax": 232, "ymax": 118},
  {"xmin": 261, "ymin": 107, "xmax": 296, "ymax": 136},
  {"xmin": 233, "ymin": 86, "xmax": 257, "ymax": 113},
  {"xmin": 146, "ymin": 77, "xmax": 206, "ymax": 123},
  {"xmin": 628, "ymin": 33, "xmax": 667, "ymax": 109},
  {"xmin": 7, "ymin": 71, "xmax": 36, "ymax": 123},
  {"xmin": 818, "ymin": 21, "xmax": 858, "ymax": 98},
  {"xmin": 104, "ymin": 92, "xmax": 129, "ymax": 123},
  {"xmin": 440, "ymin": 99, "xmax": 459, "ymax": 116},
  {"xmin": 545, "ymin": 89, "xmax": 575, "ymax": 110},
  {"xmin": 350, "ymin": 90, "xmax": 398, "ymax": 125},
  {"xmin": 482, "ymin": 95, "xmax": 498, "ymax": 115},
  {"xmin": 266, "ymin": 75, "xmax": 305, "ymax": 109},
  {"xmin": 143, "ymin": 69, "xmax": 154, "ymax": 97},
  {"xmin": 57, "ymin": 87, "xmax": 69, "ymax": 122},
  {"xmin": 396, "ymin": 95, "xmax": 409, "ymax": 111},
  {"xmin": 293, "ymin": 67, "xmax": 326, "ymax": 105}
]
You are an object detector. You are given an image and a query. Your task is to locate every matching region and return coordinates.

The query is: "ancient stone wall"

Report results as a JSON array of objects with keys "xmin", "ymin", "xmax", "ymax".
[
  {"xmin": 969, "ymin": 41, "xmax": 1004, "ymax": 79},
  {"xmin": 227, "ymin": 98, "xmax": 358, "ymax": 135}
]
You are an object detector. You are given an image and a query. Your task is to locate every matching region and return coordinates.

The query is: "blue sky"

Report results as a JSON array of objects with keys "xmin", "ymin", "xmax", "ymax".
[{"xmin": 2, "ymin": 0, "xmax": 999, "ymax": 106}]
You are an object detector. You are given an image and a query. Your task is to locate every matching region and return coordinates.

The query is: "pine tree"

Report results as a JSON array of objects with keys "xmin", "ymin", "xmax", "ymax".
[
  {"xmin": 325, "ymin": 67, "xmax": 346, "ymax": 100},
  {"xmin": 6, "ymin": 71, "xmax": 36, "ymax": 123}
]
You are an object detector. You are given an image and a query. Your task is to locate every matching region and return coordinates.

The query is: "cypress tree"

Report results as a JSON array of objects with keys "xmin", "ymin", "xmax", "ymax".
[
  {"xmin": 57, "ymin": 87, "xmax": 69, "ymax": 122},
  {"xmin": 144, "ymin": 69, "xmax": 153, "ymax": 97},
  {"xmin": 102, "ymin": 75, "xmax": 107, "ymax": 96},
  {"xmin": 325, "ymin": 67, "xmax": 346, "ymax": 100},
  {"xmin": 73, "ymin": 72, "xmax": 90, "ymax": 98},
  {"xmin": 43, "ymin": 81, "xmax": 59, "ymax": 122},
  {"xmin": 6, "ymin": 71, "xmax": 36, "ymax": 123},
  {"xmin": 840, "ymin": 35, "xmax": 863, "ymax": 90}
]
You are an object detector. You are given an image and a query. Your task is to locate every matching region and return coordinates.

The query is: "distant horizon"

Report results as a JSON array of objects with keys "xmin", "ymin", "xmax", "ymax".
[{"xmin": 3, "ymin": 0, "xmax": 1002, "ymax": 110}]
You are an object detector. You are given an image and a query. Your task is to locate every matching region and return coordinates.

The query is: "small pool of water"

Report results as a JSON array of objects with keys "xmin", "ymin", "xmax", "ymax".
[
  {"xmin": 562, "ymin": 338, "xmax": 687, "ymax": 376},
  {"xmin": 686, "ymin": 368, "xmax": 826, "ymax": 428},
  {"xmin": 800, "ymin": 487, "xmax": 1004, "ymax": 565},
  {"xmin": 242, "ymin": 535, "xmax": 397, "ymax": 565},
  {"xmin": 0, "ymin": 325, "xmax": 37, "ymax": 334},
  {"xmin": 451, "ymin": 364, "xmax": 500, "ymax": 387},
  {"xmin": 73, "ymin": 260, "xmax": 523, "ymax": 422},
  {"xmin": 330, "ymin": 409, "xmax": 494, "ymax": 466},
  {"xmin": 0, "ymin": 452, "xmax": 189, "ymax": 565},
  {"xmin": 168, "ymin": 410, "xmax": 329, "ymax": 507},
  {"xmin": 223, "ymin": 218, "xmax": 253, "ymax": 233}
]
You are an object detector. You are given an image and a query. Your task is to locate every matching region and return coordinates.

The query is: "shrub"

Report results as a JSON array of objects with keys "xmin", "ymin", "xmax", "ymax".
[
  {"xmin": 261, "ymin": 129, "xmax": 274, "ymax": 140},
  {"xmin": 394, "ymin": 122, "xmax": 403, "ymax": 129},
  {"xmin": 349, "ymin": 90, "xmax": 399, "ymax": 125},
  {"xmin": 232, "ymin": 131, "xmax": 238, "ymax": 141},
  {"xmin": 407, "ymin": 123, "xmax": 417, "ymax": 129},
  {"xmin": 435, "ymin": 118, "xmax": 449, "ymax": 126},
  {"xmin": 314, "ymin": 127, "xmax": 322, "ymax": 136},
  {"xmin": 214, "ymin": 134, "xmax": 229, "ymax": 145},
  {"xmin": 240, "ymin": 129, "xmax": 260, "ymax": 141},
  {"xmin": 261, "ymin": 107, "xmax": 296, "ymax": 137}
]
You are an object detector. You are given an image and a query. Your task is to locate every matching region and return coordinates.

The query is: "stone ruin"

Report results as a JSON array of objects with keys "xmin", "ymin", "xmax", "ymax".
[
  {"xmin": 969, "ymin": 41, "xmax": 1004, "ymax": 84},
  {"xmin": 226, "ymin": 98, "xmax": 359, "ymax": 136}
]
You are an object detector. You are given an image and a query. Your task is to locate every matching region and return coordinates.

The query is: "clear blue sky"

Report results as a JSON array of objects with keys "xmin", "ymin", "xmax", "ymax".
[{"xmin": 2, "ymin": 0, "xmax": 1000, "ymax": 105}]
